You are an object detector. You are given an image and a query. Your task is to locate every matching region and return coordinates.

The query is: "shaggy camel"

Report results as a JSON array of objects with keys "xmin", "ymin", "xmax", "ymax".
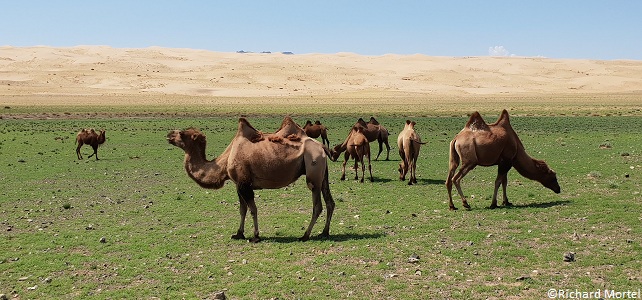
[
  {"xmin": 397, "ymin": 120, "xmax": 426, "ymax": 185},
  {"xmin": 76, "ymin": 128, "xmax": 106, "ymax": 160},
  {"xmin": 303, "ymin": 120, "xmax": 330, "ymax": 148},
  {"xmin": 339, "ymin": 124, "xmax": 373, "ymax": 183},
  {"xmin": 167, "ymin": 116, "xmax": 335, "ymax": 243},
  {"xmin": 330, "ymin": 117, "xmax": 390, "ymax": 161},
  {"xmin": 446, "ymin": 110, "xmax": 560, "ymax": 210}
]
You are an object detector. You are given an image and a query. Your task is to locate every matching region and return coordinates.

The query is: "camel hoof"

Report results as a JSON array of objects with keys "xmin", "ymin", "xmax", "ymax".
[
  {"xmin": 249, "ymin": 237, "xmax": 261, "ymax": 243},
  {"xmin": 231, "ymin": 233, "xmax": 246, "ymax": 240},
  {"xmin": 449, "ymin": 206, "xmax": 458, "ymax": 211},
  {"xmin": 298, "ymin": 235, "xmax": 310, "ymax": 242},
  {"xmin": 503, "ymin": 201, "xmax": 513, "ymax": 207},
  {"xmin": 489, "ymin": 205, "xmax": 498, "ymax": 209},
  {"xmin": 340, "ymin": 176, "xmax": 346, "ymax": 181}
]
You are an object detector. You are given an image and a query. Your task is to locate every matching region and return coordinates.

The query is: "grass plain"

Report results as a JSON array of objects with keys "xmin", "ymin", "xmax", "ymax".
[{"xmin": 1, "ymin": 98, "xmax": 641, "ymax": 299}]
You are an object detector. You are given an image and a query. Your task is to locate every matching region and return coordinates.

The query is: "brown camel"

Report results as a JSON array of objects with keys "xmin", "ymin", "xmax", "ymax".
[
  {"xmin": 397, "ymin": 120, "xmax": 426, "ymax": 185},
  {"xmin": 446, "ymin": 110, "xmax": 560, "ymax": 210},
  {"xmin": 167, "ymin": 116, "xmax": 335, "ymax": 243},
  {"xmin": 303, "ymin": 120, "xmax": 330, "ymax": 147},
  {"xmin": 75, "ymin": 128, "xmax": 106, "ymax": 160},
  {"xmin": 330, "ymin": 117, "xmax": 390, "ymax": 161},
  {"xmin": 339, "ymin": 124, "xmax": 373, "ymax": 183}
]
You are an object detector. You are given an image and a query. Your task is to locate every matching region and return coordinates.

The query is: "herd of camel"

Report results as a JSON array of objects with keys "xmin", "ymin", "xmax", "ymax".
[{"xmin": 76, "ymin": 110, "xmax": 561, "ymax": 243}]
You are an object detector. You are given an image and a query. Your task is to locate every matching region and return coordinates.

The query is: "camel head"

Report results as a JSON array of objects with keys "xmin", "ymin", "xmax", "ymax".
[
  {"xmin": 97, "ymin": 130, "xmax": 106, "ymax": 144},
  {"xmin": 535, "ymin": 160, "xmax": 561, "ymax": 194},
  {"xmin": 329, "ymin": 144, "xmax": 342, "ymax": 162},
  {"xmin": 167, "ymin": 128, "xmax": 206, "ymax": 153}
]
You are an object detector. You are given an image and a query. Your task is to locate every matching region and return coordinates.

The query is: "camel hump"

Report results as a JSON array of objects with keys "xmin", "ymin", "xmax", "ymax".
[
  {"xmin": 314, "ymin": 120, "xmax": 322, "ymax": 125},
  {"xmin": 273, "ymin": 116, "xmax": 306, "ymax": 142},
  {"xmin": 495, "ymin": 109, "xmax": 511, "ymax": 127},
  {"xmin": 369, "ymin": 117, "xmax": 380, "ymax": 125},
  {"xmin": 237, "ymin": 118, "xmax": 264, "ymax": 143},
  {"xmin": 466, "ymin": 112, "xmax": 490, "ymax": 132},
  {"xmin": 356, "ymin": 118, "xmax": 368, "ymax": 127}
]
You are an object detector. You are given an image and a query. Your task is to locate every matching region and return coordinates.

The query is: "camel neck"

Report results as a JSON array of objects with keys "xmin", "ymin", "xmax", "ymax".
[
  {"xmin": 183, "ymin": 146, "xmax": 229, "ymax": 189},
  {"xmin": 512, "ymin": 150, "xmax": 539, "ymax": 181}
]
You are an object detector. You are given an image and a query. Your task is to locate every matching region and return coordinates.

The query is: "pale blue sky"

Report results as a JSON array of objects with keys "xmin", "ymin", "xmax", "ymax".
[{"xmin": 2, "ymin": 1, "xmax": 641, "ymax": 60}]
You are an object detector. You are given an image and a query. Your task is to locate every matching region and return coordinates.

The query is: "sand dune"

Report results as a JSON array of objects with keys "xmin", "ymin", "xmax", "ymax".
[{"xmin": 1, "ymin": 46, "xmax": 642, "ymax": 106}]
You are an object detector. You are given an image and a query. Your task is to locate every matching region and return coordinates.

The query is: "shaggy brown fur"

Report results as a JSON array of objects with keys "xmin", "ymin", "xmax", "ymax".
[
  {"xmin": 75, "ymin": 128, "xmax": 106, "ymax": 160},
  {"xmin": 446, "ymin": 110, "xmax": 561, "ymax": 210},
  {"xmin": 167, "ymin": 116, "xmax": 335, "ymax": 243}
]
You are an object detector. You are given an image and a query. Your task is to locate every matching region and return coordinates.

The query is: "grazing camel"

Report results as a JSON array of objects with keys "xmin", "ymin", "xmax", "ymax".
[
  {"xmin": 330, "ymin": 117, "xmax": 390, "ymax": 161},
  {"xmin": 75, "ymin": 128, "xmax": 106, "ymax": 160},
  {"xmin": 338, "ymin": 124, "xmax": 373, "ymax": 183},
  {"xmin": 397, "ymin": 120, "xmax": 426, "ymax": 185},
  {"xmin": 303, "ymin": 120, "xmax": 330, "ymax": 148},
  {"xmin": 446, "ymin": 110, "xmax": 560, "ymax": 210},
  {"xmin": 167, "ymin": 116, "xmax": 335, "ymax": 243}
]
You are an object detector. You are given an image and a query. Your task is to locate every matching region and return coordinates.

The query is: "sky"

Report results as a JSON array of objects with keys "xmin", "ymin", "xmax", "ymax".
[{"xmin": 2, "ymin": 1, "xmax": 642, "ymax": 60}]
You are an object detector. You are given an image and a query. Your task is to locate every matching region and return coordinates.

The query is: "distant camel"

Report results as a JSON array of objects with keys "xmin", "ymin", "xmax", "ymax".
[
  {"xmin": 167, "ymin": 116, "xmax": 335, "ymax": 242},
  {"xmin": 303, "ymin": 120, "xmax": 330, "ymax": 147},
  {"xmin": 446, "ymin": 110, "xmax": 560, "ymax": 210},
  {"xmin": 330, "ymin": 117, "xmax": 390, "ymax": 161},
  {"xmin": 338, "ymin": 124, "xmax": 373, "ymax": 183},
  {"xmin": 76, "ymin": 128, "xmax": 106, "ymax": 160},
  {"xmin": 397, "ymin": 120, "xmax": 426, "ymax": 185}
]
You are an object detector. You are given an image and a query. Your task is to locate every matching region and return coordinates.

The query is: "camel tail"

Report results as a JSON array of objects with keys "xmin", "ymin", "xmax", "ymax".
[{"xmin": 448, "ymin": 138, "xmax": 460, "ymax": 167}]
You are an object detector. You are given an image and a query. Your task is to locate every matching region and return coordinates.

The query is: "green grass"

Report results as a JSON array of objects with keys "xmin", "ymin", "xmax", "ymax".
[{"xmin": 1, "ymin": 113, "xmax": 641, "ymax": 299}]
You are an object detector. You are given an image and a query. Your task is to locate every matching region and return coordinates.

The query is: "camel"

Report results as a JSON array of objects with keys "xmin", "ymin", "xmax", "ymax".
[
  {"xmin": 303, "ymin": 120, "xmax": 330, "ymax": 148},
  {"xmin": 330, "ymin": 117, "xmax": 390, "ymax": 161},
  {"xmin": 167, "ymin": 116, "xmax": 335, "ymax": 243},
  {"xmin": 338, "ymin": 124, "xmax": 373, "ymax": 183},
  {"xmin": 75, "ymin": 128, "xmax": 106, "ymax": 160},
  {"xmin": 446, "ymin": 110, "xmax": 560, "ymax": 210},
  {"xmin": 397, "ymin": 120, "xmax": 426, "ymax": 185}
]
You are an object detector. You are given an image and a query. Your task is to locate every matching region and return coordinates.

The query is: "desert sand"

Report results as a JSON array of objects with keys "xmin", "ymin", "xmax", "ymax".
[{"xmin": 1, "ymin": 46, "xmax": 641, "ymax": 111}]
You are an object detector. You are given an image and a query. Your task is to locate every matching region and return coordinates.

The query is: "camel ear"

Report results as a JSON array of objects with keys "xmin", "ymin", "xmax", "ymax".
[
  {"xmin": 405, "ymin": 120, "xmax": 411, "ymax": 125},
  {"xmin": 411, "ymin": 121, "xmax": 416, "ymax": 126}
]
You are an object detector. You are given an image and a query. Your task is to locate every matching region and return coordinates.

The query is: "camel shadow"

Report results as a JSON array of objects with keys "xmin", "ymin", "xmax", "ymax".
[
  {"xmin": 490, "ymin": 199, "xmax": 572, "ymax": 210},
  {"xmin": 415, "ymin": 178, "xmax": 446, "ymax": 185},
  {"xmin": 264, "ymin": 232, "xmax": 385, "ymax": 243}
]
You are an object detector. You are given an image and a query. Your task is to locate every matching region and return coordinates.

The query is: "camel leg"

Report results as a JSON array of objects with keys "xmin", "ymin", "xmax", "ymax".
[
  {"xmin": 321, "ymin": 133, "xmax": 330, "ymax": 148},
  {"xmin": 367, "ymin": 151, "xmax": 373, "ymax": 182},
  {"xmin": 358, "ymin": 152, "xmax": 365, "ymax": 183},
  {"xmin": 340, "ymin": 152, "xmax": 349, "ymax": 181},
  {"xmin": 491, "ymin": 163, "xmax": 512, "ymax": 209},
  {"xmin": 353, "ymin": 154, "xmax": 359, "ymax": 181},
  {"xmin": 375, "ymin": 140, "xmax": 384, "ymax": 161},
  {"xmin": 232, "ymin": 184, "xmax": 253, "ymax": 241},
  {"xmin": 452, "ymin": 165, "xmax": 474, "ymax": 210},
  {"xmin": 409, "ymin": 159, "xmax": 416, "ymax": 185},
  {"xmin": 245, "ymin": 196, "xmax": 261, "ymax": 243},
  {"xmin": 88, "ymin": 145, "xmax": 99, "ymax": 160},
  {"xmin": 398, "ymin": 148, "xmax": 407, "ymax": 181},
  {"xmin": 76, "ymin": 144, "xmax": 83, "ymax": 160},
  {"xmin": 319, "ymin": 169, "xmax": 335, "ymax": 238},
  {"xmin": 301, "ymin": 188, "xmax": 323, "ymax": 242},
  {"xmin": 500, "ymin": 164, "xmax": 513, "ymax": 207},
  {"xmin": 384, "ymin": 140, "xmax": 390, "ymax": 161}
]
